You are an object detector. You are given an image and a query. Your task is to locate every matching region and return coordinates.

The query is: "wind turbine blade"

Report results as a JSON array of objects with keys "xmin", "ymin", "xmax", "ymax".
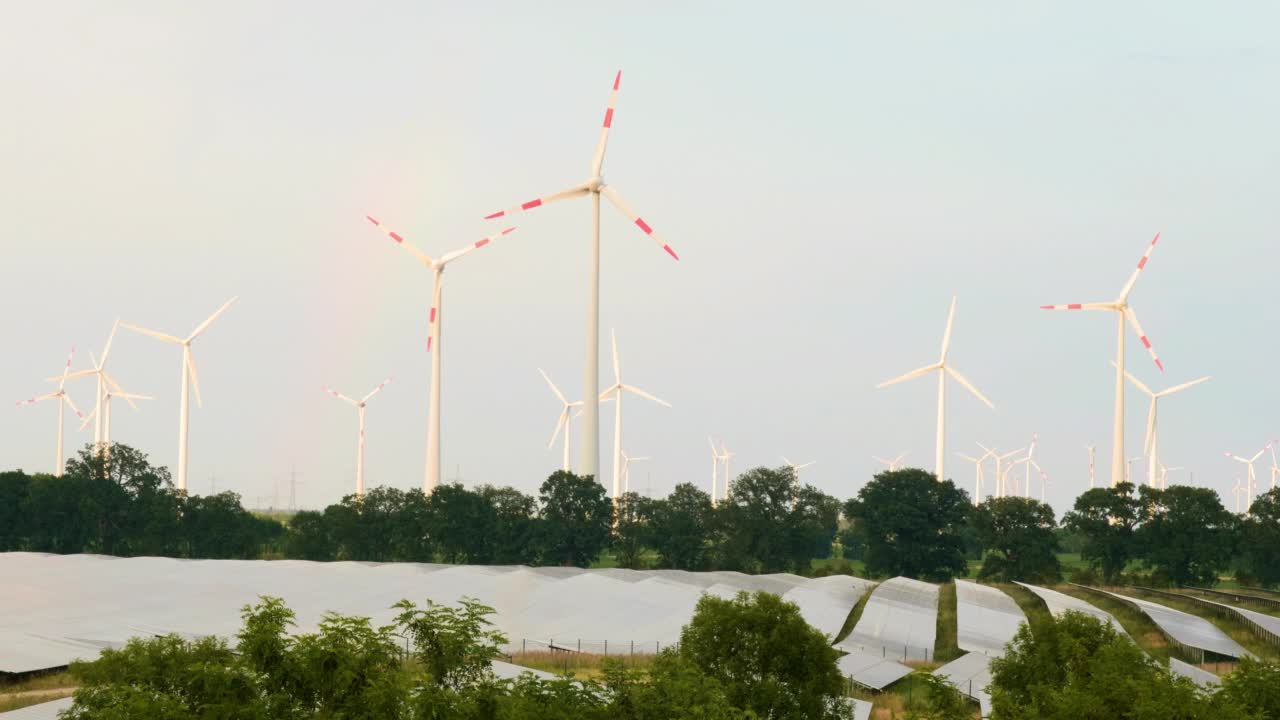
[
  {"xmin": 781, "ymin": 456, "xmax": 792, "ymax": 466},
  {"xmin": 875, "ymin": 363, "xmax": 939, "ymax": 389},
  {"xmin": 483, "ymin": 183, "xmax": 591, "ymax": 220},
  {"xmin": 599, "ymin": 185, "xmax": 678, "ymax": 260},
  {"xmin": 78, "ymin": 407, "xmax": 96, "ymax": 431},
  {"xmin": 939, "ymin": 296, "xmax": 957, "ymax": 362},
  {"xmin": 122, "ymin": 323, "xmax": 184, "ymax": 345},
  {"xmin": 1157, "ymin": 376, "xmax": 1211, "ymax": 397},
  {"xmin": 539, "ymin": 368, "xmax": 570, "ymax": 405},
  {"xmin": 1144, "ymin": 398, "xmax": 1157, "ymax": 455},
  {"xmin": 113, "ymin": 392, "xmax": 153, "ymax": 403},
  {"xmin": 323, "ymin": 386, "xmax": 359, "ymax": 406},
  {"xmin": 1124, "ymin": 307, "xmax": 1163, "ymax": 372},
  {"xmin": 945, "ymin": 366, "xmax": 995, "ymax": 409},
  {"xmin": 1118, "ymin": 232, "xmax": 1160, "ymax": 302},
  {"xmin": 361, "ymin": 377, "xmax": 394, "ymax": 404},
  {"xmin": 189, "ymin": 297, "xmax": 238, "ymax": 341},
  {"xmin": 16, "ymin": 393, "xmax": 59, "ymax": 408},
  {"xmin": 48, "ymin": 368, "xmax": 97, "ymax": 383},
  {"xmin": 590, "ymin": 70, "xmax": 621, "ymax": 177},
  {"xmin": 798, "ymin": 461, "xmax": 816, "ymax": 470},
  {"xmin": 611, "ymin": 330, "xmax": 620, "ymax": 382},
  {"xmin": 957, "ymin": 453, "xmax": 979, "ymax": 462},
  {"xmin": 438, "ymin": 227, "xmax": 518, "ymax": 266},
  {"xmin": 549, "ymin": 407, "xmax": 570, "ymax": 449},
  {"xmin": 57, "ymin": 346, "xmax": 76, "ymax": 391},
  {"xmin": 186, "ymin": 348, "xmax": 204, "ymax": 409},
  {"xmin": 367, "ymin": 216, "xmax": 434, "ymax": 266},
  {"xmin": 103, "ymin": 374, "xmax": 139, "ymax": 411},
  {"xmin": 61, "ymin": 393, "xmax": 84, "ymax": 418},
  {"xmin": 1113, "ymin": 362, "xmax": 1154, "ymax": 396},
  {"xmin": 1039, "ymin": 302, "xmax": 1113, "ymax": 311},
  {"xmin": 622, "ymin": 384, "xmax": 671, "ymax": 408},
  {"xmin": 100, "ymin": 320, "xmax": 121, "ymax": 367},
  {"xmin": 425, "ymin": 271, "xmax": 443, "ymax": 353}
]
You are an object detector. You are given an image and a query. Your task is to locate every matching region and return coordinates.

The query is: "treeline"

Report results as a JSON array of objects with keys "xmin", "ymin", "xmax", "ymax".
[{"xmin": 4, "ymin": 446, "xmax": 1278, "ymax": 588}]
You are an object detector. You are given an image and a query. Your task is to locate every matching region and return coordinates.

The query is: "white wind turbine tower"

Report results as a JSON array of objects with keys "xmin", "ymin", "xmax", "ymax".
[
  {"xmin": 324, "ymin": 377, "xmax": 392, "ymax": 498},
  {"xmin": 17, "ymin": 346, "xmax": 84, "ymax": 475},
  {"xmin": 708, "ymin": 437, "xmax": 721, "ymax": 502},
  {"xmin": 876, "ymin": 297, "xmax": 994, "ymax": 484},
  {"xmin": 1023, "ymin": 433, "xmax": 1040, "ymax": 498},
  {"xmin": 122, "ymin": 298, "xmax": 237, "ymax": 492},
  {"xmin": 1232, "ymin": 474, "xmax": 1246, "ymax": 513},
  {"xmin": 1225, "ymin": 443, "xmax": 1271, "ymax": 508},
  {"xmin": 1269, "ymin": 442, "xmax": 1279, "ymax": 492},
  {"xmin": 1086, "ymin": 444, "xmax": 1096, "ymax": 489},
  {"xmin": 77, "ymin": 367, "xmax": 152, "ymax": 455},
  {"xmin": 1041, "ymin": 233, "xmax": 1165, "ymax": 486},
  {"xmin": 977, "ymin": 445, "xmax": 1025, "ymax": 498},
  {"xmin": 956, "ymin": 450, "xmax": 991, "ymax": 504},
  {"xmin": 717, "ymin": 440, "xmax": 734, "ymax": 500},
  {"xmin": 873, "ymin": 453, "xmax": 908, "ymax": 472},
  {"xmin": 599, "ymin": 330, "xmax": 670, "ymax": 501},
  {"xmin": 1002, "ymin": 456, "xmax": 1030, "ymax": 498},
  {"xmin": 367, "ymin": 218, "xmax": 515, "ymax": 493},
  {"xmin": 539, "ymin": 369, "xmax": 584, "ymax": 472},
  {"xmin": 1125, "ymin": 456, "xmax": 1144, "ymax": 485},
  {"xmin": 1028, "ymin": 458, "xmax": 1049, "ymax": 502},
  {"xmin": 621, "ymin": 450, "xmax": 649, "ymax": 494},
  {"xmin": 1118, "ymin": 364, "xmax": 1210, "ymax": 488},
  {"xmin": 484, "ymin": 71, "xmax": 679, "ymax": 481},
  {"xmin": 1158, "ymin": 464, "xmax": 1183, "ymax": 489},
  {"xmin": 57, "ymin": 322, "xmax": 126, "ymax": 452}
]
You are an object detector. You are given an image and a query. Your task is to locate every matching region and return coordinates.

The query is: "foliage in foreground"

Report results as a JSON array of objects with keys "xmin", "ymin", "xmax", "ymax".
[{"xmin": 64, "ymin": 590, "xmax": 853, "ymax": 720}]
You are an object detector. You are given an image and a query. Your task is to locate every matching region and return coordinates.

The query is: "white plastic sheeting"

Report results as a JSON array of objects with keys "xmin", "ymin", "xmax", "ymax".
[
  {"xmin": 935, "ymin": 652, "xmax": 993, "ymax": 717},
  {"xmin": 1013, "ymin": 582, "xmax": 1127, "ymax": 634},
  {"xmin": 0, "ymin": 553, "xmax": 871, "ymax": 674},
  {"xmin": 1095, "ymin": 588, "xmax": 1249, "ymax": 660},
  {"xmin": 0, "ymin": 698, "xmax": 74, "ymax": 719},
  {"xmin": 837, "ymin": 576, "xmax": 938, "ymax": 662},
  {"xmin": 955, "ymin": 581, "xmax": 1025, "ymax": 657},
  {"xmin": 835, "ymin": 647, "xmax": 912, "ymax": 690}
]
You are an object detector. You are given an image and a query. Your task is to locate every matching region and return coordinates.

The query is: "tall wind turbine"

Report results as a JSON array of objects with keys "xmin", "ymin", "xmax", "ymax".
[
  {"xmin": 324, "ymin": 377, "xmax": 392, "ymax": 498},
  {"xmin": 621, "ymin": 450, "xmax": 649, "ymax": 494},
  {"xmin": 366, "ymin": 218, "xmax": 515, "ymax": 493},
  {"xmin": 1024, "ymin": 433, "xmax": 1040, "ymax": 497},
  {"xmin": 1086, "ymin": 444, "xmax": 1096, "ymax": 489},
  {"xmin": 1268, "ymin": 442, "xmax": 1278, "ymax": 492},
  {"xmin": 1158, "ymin": 464, "xmax": 1183, "ymax": 489},
  {"xmin": 599, "ymin": 330, "xmax": 670, "ymax": 501},
  {"xmin": 1118, "ymin": 364, "xmax": 1210, "ymax": 488},
  {"xmin": 57, "ymin": 323, "xmax": 127, "ymax": 452},
  {"xmin": 1225, "ymin": 443, "xmax": 1271, "ymax": 508},
  {"xmin": 539, "ymin": 369, "xmax": 584, "ymax": 472},
  {"xmin": 122, "ymin": 298, "xmax": 237, "ymax": 492},
  {"xmin": 1125, "ymin": 456, "xmax": 1144, "ymax": 485},
  {"xmin": 1232, "ymin": 474, "xmax": 1246, "ymax": 513},
  {"xmin": 77, "ymin": 369, "xmax": 151, "ymax": 456},
  {"xmin": 977, "ymin": 445, "xmax": 1025, "ymax": 499},
  {"xmin": 17, "ymin": 346, "xmax": 84, "ymax": 475},
  {"xmin": 1041, "ymin": 233, "xmax": 1165, "ymax": 486},
  {"xmin": 876, "ymin": 297, "xmax": 994, "ymax": 484},
  {"xmin": 716, "ymin": 439, "xmax": 734, "ymax": 500},
  {"xmin": 708, "ymin": 437, "xmax": 721, "ymax": 503},
  {"xmin": 957, "ymin": 450, "xmax": 991, "ymax": 504},
  {"xmin": 483, "ymin": 71, "xmax": 679, "ymax": 481},
  {"xmin": 873, "ymin": 453, "xmax": 908, "ymax": 471}
]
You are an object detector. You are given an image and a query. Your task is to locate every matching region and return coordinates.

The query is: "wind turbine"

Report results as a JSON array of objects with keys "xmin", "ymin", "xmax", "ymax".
[
  {"xmin": 873, "ymin": 453, "xmax": 908, "ymax": 471},
  {"xmin": 876, "ymin": 297, "xmax": 994, "ymax": 484},
  {"xmin": 1041, "ymin": 233, "xmax": 1165, "ymax": 486},
  {"xmin": 957, "ymin": 450, "xmax": 991, "ymax": 504},
  {"xmin": 1086, "ymin": 444, "xmax": 1096, "ymax": 489},
  {"xmin": 1024, "ymin": 433, "xmax": 1040, "ymax": 498},
  {"xmin": 599, "ymin": 330, "xmax": 670, "ymax": 501},
  {"xmin": 708, "ymin": 437, "xmax": 721, "ymax": 503},
  {"xmin": 717, "ymin": 440, "xmax": 734, "ymax": 500},
  {"xmin": 17, "ymin": 346, "xmax": 84, "ymax": 475},
  {"xmin": 782, "ymin": 456, "xmax": 816, "ymax": 493},
  {"xmin": 1158, "ymin": 464, "xmax": 1183, "ymax": 489},
  {"xmin": 56, "ymin": 322, "xmax": 131, "ymax": 453},
  {"xmin": 977, "ymin": 445, "xmax": 1025, "ymax": 498},
  {"xmin": 539, "ymin": 369, "xmax": 584, "ymax": 472},
  {"xmin": 621, "ymin": 450, "xmax": 649, "ymax": 494},
  {"xmin": 77, "ymin": 368, "xmax": 152, "ymax": 456},
  {"xmin": 323, "ymin": 377, "xmax": 393, "ymax": 498},
  {"xmin": 483, "ymin": 71, "xmax": 679, "ymax": 481},
  {"xmin": 1028, "ymin": 458, "xmax": 1049, "ymax": 502},
  {"xmin": 1225, "ymin": 443, "xmax": 1271, "ymax": 508},
  {"xmin": 1268, "ymin": 442, "xmax": 1278, "ymax": 492},
  {"xmin": 1118, "ymin": 364, "xmax": 1210, "ymax": 488},
  {"xmin": 122, "ymin": 297, "xmax": 237, "ymax": 492},
  {"xmin": 1125, "ymin": 456, "xmax": 1144, "ymax": 485},
  {"xmin": 366, "ymin": 217, "xmax": 515, "ymax": 493},
  {"xmin": 1232, "ymin": 474, "xmax": 1246, "ymax": 513},
  {"xmin": 1002, "ymin": 456, "xmax": 1030, "ymax": 498}
]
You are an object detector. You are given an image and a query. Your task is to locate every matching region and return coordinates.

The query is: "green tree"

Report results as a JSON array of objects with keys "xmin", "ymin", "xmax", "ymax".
[
  {"xmin": 647, "ymin": 483, "xmax": 715, "ymax": 570},
  {"xmin": 716, "ymin": 467, "xmax": 837, "ymax": 574},
  {"xmin": 537, "ymin": 471, "xmax": 613, "ymax": 567},
  {"xmin": 904, "ymin": 670, "xmax": 974, "ymax": 720},
  {"xmin": 286, "ymin": 510, "xmax": 337, "ymax": 561},
  {"xmin": 678, "ymin": 591, "xmax": 853, "ymax": 720},
  {"xmin": 612, "ymin": 491, "xmax": 653, "ymax": 569},
  {"xmin": 970, "ymin": 496, "xmax": 1062, "ymax": 583},
  {"xmin": 1062, "ymin": 483, "xmax": 1139, "ymax": 584},
  {"xmin": 426, "ymin": 483, "xmax": 497, "ymax": 564},
  {"xmin": 844, "ymin": 469, "xmax": 970, "ymax": 581},
  {"xmin": 477, "ymin": 484, "xmax": 539, "ymax": 565},
  {"xmin": 1136, "ymin": 485, "xmax": 1235, "ymax": 586},
  {"xmin": 0, "ymin": 470, "xmax": 32, "ymax": 550},
  {"xmin": 1238, "ymin": 489, "xmax": 1280, "ymax": 587},
  {"xmin": 393, "ymin": 597, "xmax": 506, "ymax": 689},
  {"xmin": 602, "ymin": 652, "xmax": 747, "ymax": 720},
  {"xmin": 1216, "ymin": 655, "xmax": 1280, "ymax": 718},
  {"xmin": 183, "ymin": 491, "xmax": 265, "ymax": 559}
]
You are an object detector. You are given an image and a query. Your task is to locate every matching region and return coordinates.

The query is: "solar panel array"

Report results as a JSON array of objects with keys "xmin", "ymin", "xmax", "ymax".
[
  {"xmin": 1014, "ymin": 582, "xmax": 1127, "ymax": 634},
  {"xmin": 1168, "ymin": 658, "xmax": 1220, "ymax": 689},
  {"xmin": 954, "ymin": 581, "xmax": 1025, "ymax": 657},
  {"xmin": 835, "ymin": 647, "xmax": 913, "ymax": 690},
  {"xmin": 1093, "ymin": 588, "xmax": 1250, "ymax": 660},
  {"xmin": 934, "ymin": 652, "xmax": 993, "ymax": 716},
  {"xmin": 0, "ymin": 553, "xmax": 872, "ymax": 674},
  {"xmin": 838, "ymin": 576, "xmax": 938, "ymax": 661}
]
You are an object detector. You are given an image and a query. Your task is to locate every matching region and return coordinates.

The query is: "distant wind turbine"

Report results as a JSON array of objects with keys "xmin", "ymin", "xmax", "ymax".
[
  {"xmin": 599, "ymin": 330, "xmax": 670, "ymax": 501},
  {"xmin": 77, "ymin": 364, "xmax": 151, "ymax": 456},
  {"xmin": 123, "ymin": 298, "xmax": 237, "ymax": 492},
  {"xmin": 873, "ymin": 453, "xmax": 907, "ymax": 472},
  {"xmin": 977, "ymin": 444, "xmax": 1024, "ymax": 498},
  {"xmin": 323, "ymin": 377, "xmax": 393, "ymax": 498},
  {"xmin": 539, "ymin": 369, "xmax": 583, "ymax": 472},
  {"xmin": 1225, "ymin": 443, "xmax": 1271, "ymax": 509},
  {"xmin": 782, "ymin": 456, "xmax": 816, "ymax": 497},
  {"xmin": 876, "ymin": 297, "xmax": 994, "ymax": 484},
  {"xmin": 1118, "ymin": 363, "xmax": 1210, "ymax": 487},
  {"xmin": 17, "ymin": 346, "xmax": 84, "ymax": 476},
  {"xmin": 57, "ymin": 322, "xmax": 123, "ymax": 453},
  {"xmin": 957, "ymin": 450, "xmax": 991, "ymax": 504},
  {"xmin": 366, "ymin": 217, "xmax": 515, "ymax": 493},
  {"xmin": 621, "ymin": 450, "xmax": 649, "ymax": 494},
  {"xmin": 1086, "ymin": 444, "xmax": 1096, "ymax": 489},
  {"xmin": 1041, "ymin": 233, "xmax": 1165, "ymax": 486}
]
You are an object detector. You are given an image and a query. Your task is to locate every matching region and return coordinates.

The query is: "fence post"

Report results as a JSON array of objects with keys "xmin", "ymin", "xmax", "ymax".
[
  {"xmin": 631, "ymin": 640, "xmax": 634, "ymax": 657},
  {"xmin": 578, "ymin": 639, "xmax": 581, "ymax": 652},
  {"xmin": 522, "ymin": 639, "xmax": 526, "ymax": 653},
  {"xmin": 605, "ymin": 639, "xmax": 608, "ymax": 655}
]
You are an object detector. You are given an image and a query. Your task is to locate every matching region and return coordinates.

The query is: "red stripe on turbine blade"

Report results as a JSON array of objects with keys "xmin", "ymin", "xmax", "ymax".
[
  {"xmin": 1039, "ymin": 305, "xmax": 1054, "ymax": 310},
  {"xmin": 663, "ymin": 244, "xmax": 679, "ymax": 260},
  {"xmin": 613, "ymin": 70, "xmax": 621, "ymax": 90},
  {"xmin": 1068, "ymin": 304, "xmax": 1083, "ymax": 310},
  {"xmin": 501, "ymin": 227, "xmax": 516, "ymax": 235},
  {"xmin": 521, "ymin": 198, "xmax": 542, "ymax": 211},
  {"xmin": 1137, "ymin": 257, "xmax": 1148, "ymax": 269},
  {"xmin": 635, "ymin": 218, "xmax": 653, "ymax": 234},
  {"xmin": 484, "ymin": 211, "xmax": 506, "ymax": 219},
  {"xmin": 1151, "ymin": 232, "xmax": 1160, "ymax": 245},
  {"xmin": 475, "ymin": 238, "xmax": 490, "ymax": 248},
  {"xmin": 1140, "ymin": 336, "xmax": 1151, "ymax": 349},
  {"xmin": 389, "ymin": 232, "xmax": 404, "ymax": 243},
  {"xmin": 366, "ymin": 216, "xmax": 379, "ymax": 225},
  {"xmin": 1155, "ymin": 358, "xmax": 1164, "ymax": 372},
  {"xmin": 603, "ymin": 108, "xmax": 614, "ymax": 128},
  {"xmin": 426, "ymin": 337, "xmax": 433, "ymax": 352},
  {"xmin": 429, "ymin": 308, "xmax": 437, "ymax": 323}
]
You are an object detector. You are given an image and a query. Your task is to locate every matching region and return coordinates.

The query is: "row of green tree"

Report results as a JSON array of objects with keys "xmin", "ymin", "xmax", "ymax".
[{"xmin": 4, "ymin": 446, "xmax": 1278, "ymax": 587}]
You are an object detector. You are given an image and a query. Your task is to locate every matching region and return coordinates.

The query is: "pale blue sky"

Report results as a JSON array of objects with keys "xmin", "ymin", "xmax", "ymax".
[{"xmin": 2, "ymin": 2, "xmax": 1276, "ymax": 513}]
